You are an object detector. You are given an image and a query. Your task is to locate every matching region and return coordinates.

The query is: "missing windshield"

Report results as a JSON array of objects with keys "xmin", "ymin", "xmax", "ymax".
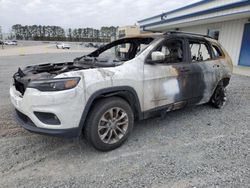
[{"xmin": 75, "ymin": 37, "xmax": 154, "ymax": 64}]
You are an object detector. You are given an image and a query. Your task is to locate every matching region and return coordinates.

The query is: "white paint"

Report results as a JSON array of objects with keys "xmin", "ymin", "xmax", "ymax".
[
  {"xmin": 10, "ymin": 84, "xmax": 85, "ymax": 129},
  {"xmin": 163, "ymin": 79, "xmax": 180, "ymax": 96}
]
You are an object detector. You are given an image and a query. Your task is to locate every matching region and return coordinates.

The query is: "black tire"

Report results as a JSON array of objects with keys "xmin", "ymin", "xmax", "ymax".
[
  {"xmin": 210, "ymin": 84, "xmax": 227, "ymax": 108},
  {"xmin": 84, "ymin": 97, "xmax": 134, "ymax": 151}
]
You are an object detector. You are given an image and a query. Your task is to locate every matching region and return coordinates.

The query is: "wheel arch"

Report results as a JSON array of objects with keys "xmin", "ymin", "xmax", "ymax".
[
  {"xmin": 210, "ymin": 76, "xmax": 230, "ymax": 99},
  {"xmin": 78, "ymin": 86, "xmax": 142, "ymax": 135},
  {"xmin": 221, "ymin": 77, "xmax": 230, "ymax": 87}
]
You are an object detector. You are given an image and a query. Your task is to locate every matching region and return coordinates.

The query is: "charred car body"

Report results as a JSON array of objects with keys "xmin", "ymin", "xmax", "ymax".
[{"xmin": 10, "ymin": 31, "xmax": 233, "ymax": 151}]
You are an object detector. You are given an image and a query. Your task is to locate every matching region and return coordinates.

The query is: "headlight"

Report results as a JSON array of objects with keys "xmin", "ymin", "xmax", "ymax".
[{"xmin": 28, "ymin": 77, "xmax": 80, "ymax": 91}]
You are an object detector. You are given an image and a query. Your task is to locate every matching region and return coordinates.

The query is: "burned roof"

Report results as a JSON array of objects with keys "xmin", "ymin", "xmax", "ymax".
[
  {"xmin": 120, "ymin": 32, "xmax": 163, "ymax": 39},
  {"xmin": 121, "ymin": 31, "xmax": 216, "ymax": 42}
]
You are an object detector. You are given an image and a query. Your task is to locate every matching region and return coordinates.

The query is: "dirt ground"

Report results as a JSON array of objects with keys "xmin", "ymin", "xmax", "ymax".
[{"xmin": 0, "ymin": 52, "xmax": 249, "ymax": 188}]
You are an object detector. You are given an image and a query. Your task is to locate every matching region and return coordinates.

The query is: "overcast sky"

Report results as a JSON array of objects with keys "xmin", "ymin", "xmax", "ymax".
[{"xmin": 0, "ymin": 0, "xmax": 200, "ymax": 32}]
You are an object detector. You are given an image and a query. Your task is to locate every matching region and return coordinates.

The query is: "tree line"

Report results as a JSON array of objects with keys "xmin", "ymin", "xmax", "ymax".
[{"xmin": 10, "ymin": 24, "xmax": 117, "ymax": 42}]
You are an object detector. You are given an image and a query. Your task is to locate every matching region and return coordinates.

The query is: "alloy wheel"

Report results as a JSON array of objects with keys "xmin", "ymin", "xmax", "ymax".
[{"xmin": 98, "ymin": 107, "xmax": 129, "ymax": 144}]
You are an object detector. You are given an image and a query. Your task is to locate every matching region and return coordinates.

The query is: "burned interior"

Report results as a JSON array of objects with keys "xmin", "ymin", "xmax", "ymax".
[{"xmin": 74, "ymin": 37, "xmax": 154, "ymax": 63}]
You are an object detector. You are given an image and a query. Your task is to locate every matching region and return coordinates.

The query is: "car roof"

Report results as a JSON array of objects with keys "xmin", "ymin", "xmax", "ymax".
[
  {"xmin": 120, "ymin": 33, "xmax": 163, "ymax": 39},
  {"xmin": 121, "ymin": 31, "xmax": 218, "ymax": 43}
]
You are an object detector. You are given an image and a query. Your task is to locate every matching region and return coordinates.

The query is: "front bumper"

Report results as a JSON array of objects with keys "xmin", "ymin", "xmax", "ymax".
[
  {"xmin": 15, "ymin": 109, "xmax": 79, "ymax": 137},
  {"xmin": 10, "ymin": 85, "xmax": 85, "ymax": 137}
]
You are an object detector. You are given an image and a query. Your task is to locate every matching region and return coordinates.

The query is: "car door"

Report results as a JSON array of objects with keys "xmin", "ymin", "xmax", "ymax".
[
  {"xmin": 143, "ymin": 37, "xmax": 195, "ymax": 112},
  {"xmin": 186, "ymin": 38, "xmax": 221, "ymax": 104}
]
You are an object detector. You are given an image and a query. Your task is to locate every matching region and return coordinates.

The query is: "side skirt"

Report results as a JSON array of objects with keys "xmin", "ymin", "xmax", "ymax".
[{"xmin": 142, "ymin": 100, "xmax": 188, "ymax": 120}]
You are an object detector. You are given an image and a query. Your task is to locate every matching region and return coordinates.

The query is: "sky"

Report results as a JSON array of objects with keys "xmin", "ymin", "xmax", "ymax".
[{"xmin": 0, "ymin": 0, "xmax": 200, "ymax": 32}]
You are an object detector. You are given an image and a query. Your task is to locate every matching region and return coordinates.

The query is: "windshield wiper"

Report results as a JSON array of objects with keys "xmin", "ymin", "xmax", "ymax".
[{"xmin": 74, "ymin": 55, "xmax": 93, "ymax": 62}]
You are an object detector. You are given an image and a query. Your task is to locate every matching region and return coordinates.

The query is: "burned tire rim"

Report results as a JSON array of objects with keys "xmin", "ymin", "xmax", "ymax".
[
  {"xmin": 97, "ymin": 107, "xmax": 129, "ymax": 144},
  {"xmin": 212, "ymin": 86, "xmax": 226, "ymax": 108}
]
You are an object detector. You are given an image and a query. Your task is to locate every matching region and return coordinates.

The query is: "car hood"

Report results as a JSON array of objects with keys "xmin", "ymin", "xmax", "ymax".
[{"xmin": 12, "ymin": 56, "xmax": 123, "ymax": 95}]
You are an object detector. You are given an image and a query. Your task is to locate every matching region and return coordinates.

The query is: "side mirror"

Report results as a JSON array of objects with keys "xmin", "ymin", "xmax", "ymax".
[{"xmin": 151, "ymin": 51, "xmax": 165, "ymax": 61}]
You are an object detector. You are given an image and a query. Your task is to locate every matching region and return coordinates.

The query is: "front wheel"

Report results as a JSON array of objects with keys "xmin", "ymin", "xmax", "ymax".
[
  {"xmin": 84, "ymin": 97, "xmax": 134, "ymax": 151},
  {"xmin": 210, "ymin": 84, "xmax": 227, "ymax": 108}
]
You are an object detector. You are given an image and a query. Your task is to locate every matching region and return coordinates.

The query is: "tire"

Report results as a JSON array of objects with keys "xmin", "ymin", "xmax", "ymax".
[
  {"xmin": 84, "ymin": 97, "xmax": 134, "ymax": 151},
  {"xmin": 210, "ymin": 84, "xmax": 227, "ymax": 108}
]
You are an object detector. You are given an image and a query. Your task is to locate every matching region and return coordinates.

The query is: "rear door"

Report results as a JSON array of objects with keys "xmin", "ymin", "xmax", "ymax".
[{"xmin": 187, "ymin": 38, "xmax": 220, "ymax": 104}]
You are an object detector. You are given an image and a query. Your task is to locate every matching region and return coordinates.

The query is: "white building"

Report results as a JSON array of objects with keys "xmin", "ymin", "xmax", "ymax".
[{"xmin": 138, "ymin": 0, "xmax": 250, "ymax": 67}]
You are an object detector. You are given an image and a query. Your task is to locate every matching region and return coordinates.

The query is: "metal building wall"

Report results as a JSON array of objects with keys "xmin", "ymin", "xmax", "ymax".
[{"xmin": 177, "ymin": 18, "xmax": 248, "ymax": 65}]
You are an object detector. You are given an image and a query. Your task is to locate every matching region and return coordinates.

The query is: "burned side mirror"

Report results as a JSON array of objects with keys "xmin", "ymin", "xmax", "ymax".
[
  {"xmin": 145, "ymin": 51, "xmax": 165, "ymax": 64},
  {"xmin": 151, "ymin": 51, "xmax": 165, "ymax": 61}
]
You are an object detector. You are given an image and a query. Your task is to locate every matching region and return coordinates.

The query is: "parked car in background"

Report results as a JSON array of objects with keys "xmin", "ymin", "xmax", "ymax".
[
  {"xmin": 56, "ymin": 43, "xmax": 70, "ymax": 49},
  {"xmin": 85, "ymin": 42, "xmax": 100, "ymax": 48},
  {"xmin": 10, "ymin": 31, "xmax": 233, "ymax": 151},
  {"xmin": 84, "ymin": 42, "xmax": 94, "ymax": 48},
  {"xmin": 4, "ymin": 40, "xmax": 17, "ymax": 45}
]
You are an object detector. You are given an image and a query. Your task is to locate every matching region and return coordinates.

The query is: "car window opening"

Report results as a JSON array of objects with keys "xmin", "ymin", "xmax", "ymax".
[
  {"xmin": 189, "ymin": 41, "xmax": 211, "ymax": 62},
  {"xmin": 149, "ymin": 39, "xmax": 183, "ymax": 64},
  {"xmin": 76, "ymin": 37, "xmax": 154, "ymax": 64}
]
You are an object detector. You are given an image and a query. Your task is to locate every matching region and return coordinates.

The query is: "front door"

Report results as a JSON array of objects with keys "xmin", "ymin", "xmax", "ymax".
[
  {"xmin": 143, "ymin": 38, "xmax": 193, "ymax": 112},
  {"xmin": 239, "ymin": 23, "xmax": 250, "ymax": 66}
]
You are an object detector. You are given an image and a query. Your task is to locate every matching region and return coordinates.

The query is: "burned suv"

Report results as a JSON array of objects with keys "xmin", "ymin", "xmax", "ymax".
[{"xmin": 10, "ymin": 31, "xmax": 233, "ymax": 151}]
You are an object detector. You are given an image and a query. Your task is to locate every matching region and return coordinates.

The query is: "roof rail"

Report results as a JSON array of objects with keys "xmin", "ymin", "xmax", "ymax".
[{"xmin": 164, "ymin": 31, "xmax": 213, "ymax": 39}]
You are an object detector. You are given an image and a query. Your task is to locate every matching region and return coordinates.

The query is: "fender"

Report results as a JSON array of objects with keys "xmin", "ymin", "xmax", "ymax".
[{"xmin": 77, "ymin": 86, "xmax": 142, "ymax": 135}]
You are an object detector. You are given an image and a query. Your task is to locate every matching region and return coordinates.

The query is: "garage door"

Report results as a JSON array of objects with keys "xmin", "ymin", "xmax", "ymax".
[{"xmin": 239, "ymin": 23, "xmax": 250, "ymax": 66}]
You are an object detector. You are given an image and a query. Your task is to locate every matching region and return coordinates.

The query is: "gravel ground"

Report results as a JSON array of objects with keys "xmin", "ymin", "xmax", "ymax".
[{"xmin": 0, "ymin": 53, "xmax": 249, "ymax": 188}]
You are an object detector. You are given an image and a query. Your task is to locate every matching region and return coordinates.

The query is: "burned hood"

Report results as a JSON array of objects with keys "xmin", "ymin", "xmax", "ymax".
[{"xmin": 13, "ymin": 57, "xmax": 122, "ymax": 95}]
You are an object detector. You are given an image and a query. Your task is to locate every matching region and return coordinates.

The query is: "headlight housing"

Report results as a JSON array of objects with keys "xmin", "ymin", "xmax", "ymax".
[{"xmin": 28, "ymin": 77, "xmax": 80, "ymax": 92}]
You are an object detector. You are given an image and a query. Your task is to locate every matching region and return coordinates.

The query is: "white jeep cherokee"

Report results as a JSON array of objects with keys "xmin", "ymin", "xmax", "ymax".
[{"xmin": 10, "ymin": 32, "xmax": 233, "ymax": 151}]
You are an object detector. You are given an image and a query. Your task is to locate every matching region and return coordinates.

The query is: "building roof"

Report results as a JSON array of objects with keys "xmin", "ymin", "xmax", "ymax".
[
  {"xmin": 138, "ymin": 0, "xmax": 250, "ymax": 31},
  {"xmin": 138, "ymin": 0, "xmax": 212, "ymax": 23}
]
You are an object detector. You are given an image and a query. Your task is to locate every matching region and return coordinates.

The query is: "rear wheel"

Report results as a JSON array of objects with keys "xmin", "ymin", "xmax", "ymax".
[
  {"xmin": 84, "ymin": 97, "xmax": 134, "ymax": 151},
  {"xmin": 210, "ymin": 84, "xmax": 227, "ymax": 108}
]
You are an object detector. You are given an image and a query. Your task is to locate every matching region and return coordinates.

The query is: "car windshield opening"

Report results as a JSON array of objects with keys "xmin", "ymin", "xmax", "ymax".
[{"xmin": 76, "ymin": 37, "xmax": 154, "ymax": 63}]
